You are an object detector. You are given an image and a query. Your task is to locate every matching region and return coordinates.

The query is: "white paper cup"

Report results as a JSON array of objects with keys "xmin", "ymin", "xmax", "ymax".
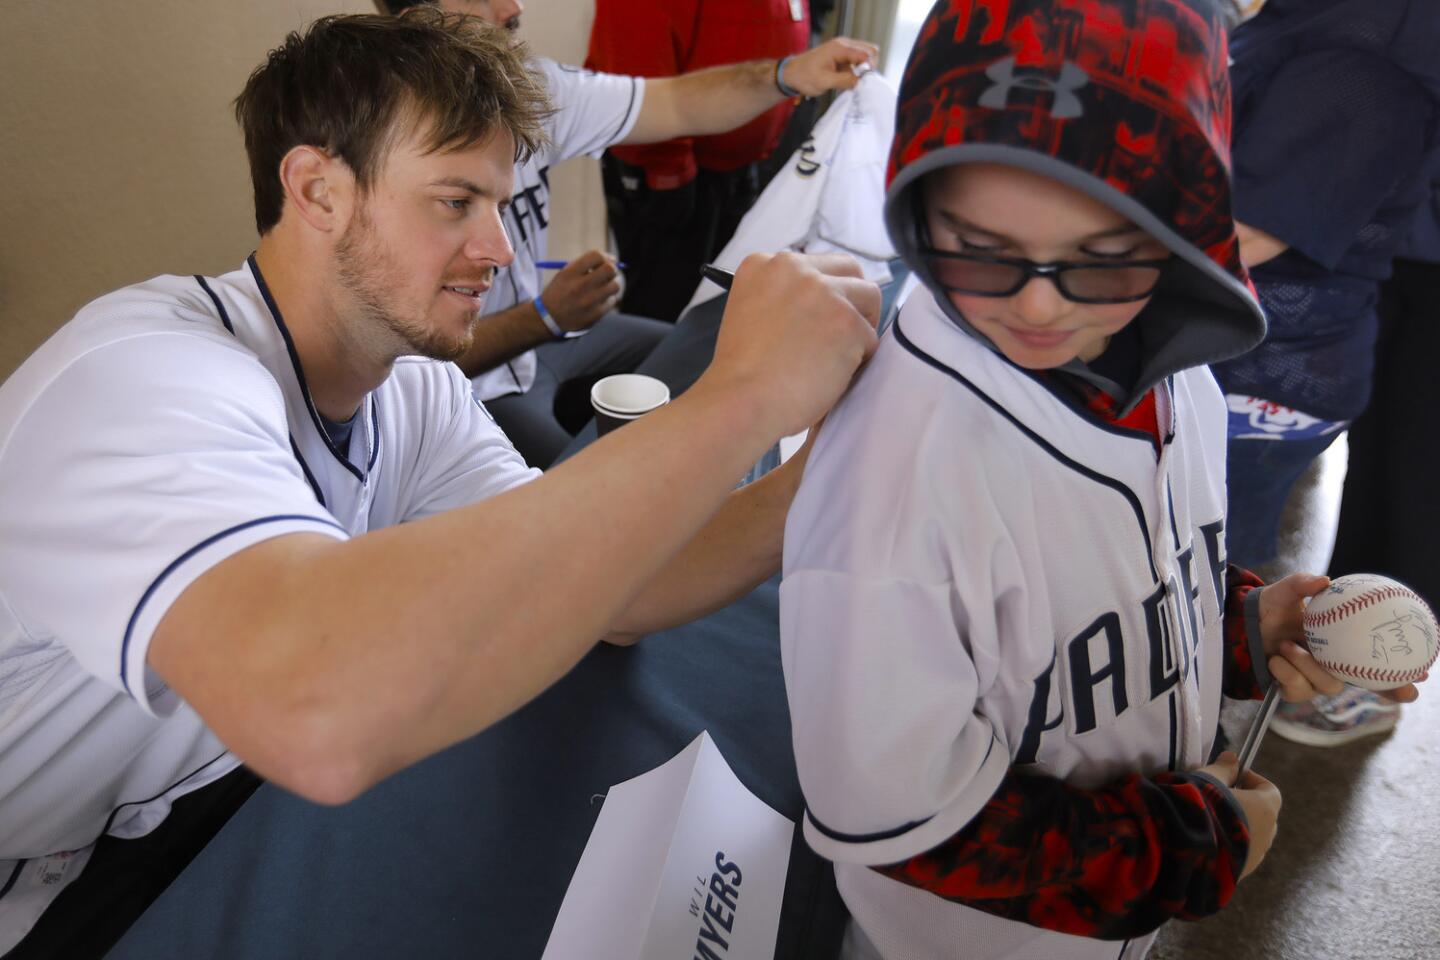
[{"xmin": 590, "ymin": 374, "xmax": 670, "ymax": 436}]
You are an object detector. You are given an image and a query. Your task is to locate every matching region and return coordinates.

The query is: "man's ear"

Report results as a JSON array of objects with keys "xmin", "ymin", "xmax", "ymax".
[{"xmin": 277, "ymin": 145, "xmax": 353, "ymax": 234}]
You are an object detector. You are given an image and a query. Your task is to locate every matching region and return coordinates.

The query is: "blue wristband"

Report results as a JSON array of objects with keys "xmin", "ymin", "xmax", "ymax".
[
  {"xmin": 775, "ymin": 55, "xmax": 801, "ymax": 99},
  {"xmin": 533, "ymin": 295, "xmax": 565, "ymax": 339}
]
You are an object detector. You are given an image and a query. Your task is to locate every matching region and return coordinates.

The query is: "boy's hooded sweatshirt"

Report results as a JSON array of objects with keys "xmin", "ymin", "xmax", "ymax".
[{"xmin": 781, "ymin": 2, "xmax": 1270, "ymax": 958}]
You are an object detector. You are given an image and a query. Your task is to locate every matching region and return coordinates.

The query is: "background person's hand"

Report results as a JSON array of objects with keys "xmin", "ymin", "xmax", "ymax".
[
  {"xmin": 1199, "ymin": 751, "xmax": 1282, "ymax": 879},
  {"xmin": 1260, "ymin": 573, "xmax": 1422, "ymax": 704},
  {"xmin": 539, "ymin": 250, "xmax": 622, "ymax": 333},
  {"xmin": 706, "ymin": 252, "xmax": 879, "ymax": 440},
  {"xmin": 783, "ymin": 37, "xmax": 880, "ymax": 96}
]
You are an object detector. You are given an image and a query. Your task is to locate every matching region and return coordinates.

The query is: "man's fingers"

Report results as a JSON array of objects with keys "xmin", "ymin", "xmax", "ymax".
[
  {"xmin": 566, "ymin": 249, "xmax": 609, "ymax": 273},
  {"xmin": 821, "ymin": 37, "xmax": 880, "ymax": 67},
  {"xmin": 734, "ymin": 252, "xmax": 879, "ymax": 335},
  {"xmin": 831, "ymin": 275, "xmax": 882, "ymax": 332},
  {"xmin": 798, "ymin": 251, "xmax": 866, "ymax": 279}
]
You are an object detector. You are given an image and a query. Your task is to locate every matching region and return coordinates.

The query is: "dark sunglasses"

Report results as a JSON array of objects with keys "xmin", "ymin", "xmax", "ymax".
[{"xmin": 921, "ymin": 247, "xmax": 1170, "ymax": 304}]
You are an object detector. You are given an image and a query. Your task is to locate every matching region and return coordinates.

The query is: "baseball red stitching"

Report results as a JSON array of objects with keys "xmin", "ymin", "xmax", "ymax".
[
  {"xmin": 1305, "ymin": 583, "xmax": 1438, "ymax": 684},
  {"xmin": 1305, "ymin": 585, "xmax": 1419, "ymax": 628},
  {"xmin": 1313, "ymin": 660, "xmax": 1427, "ymax": 684}
]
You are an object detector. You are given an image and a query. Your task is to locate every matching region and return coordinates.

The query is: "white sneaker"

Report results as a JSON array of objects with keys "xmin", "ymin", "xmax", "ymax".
[{"xmin": 1269, "ymin": 686, "xmax": 1401, "ymax": 747}]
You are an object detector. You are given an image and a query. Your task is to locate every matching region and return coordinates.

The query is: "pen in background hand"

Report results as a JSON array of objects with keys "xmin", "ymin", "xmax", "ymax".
[
  {"xmin": 700, "ymin": 264, "xmax": 735, "ymax": 290},
  {"xmin": 535, "ymin": 259, "xmax": 627, "ymax": 270}
]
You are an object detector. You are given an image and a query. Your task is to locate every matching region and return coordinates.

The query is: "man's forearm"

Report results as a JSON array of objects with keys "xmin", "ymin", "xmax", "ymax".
[
  {"xmin": 457, "ymin": 300, "xmax": 552, "ymax": 377},
  {"xmin": 605, "ymin": 451, "xmax": 803, "ymax": 640},
  {"xmin": 623, "ymin": 60, "xmax": 784, "ymax": 145}
]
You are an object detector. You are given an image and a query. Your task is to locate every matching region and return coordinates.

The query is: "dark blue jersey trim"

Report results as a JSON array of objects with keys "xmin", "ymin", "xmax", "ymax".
[
  {"xmin": 804, "ymin": 738, "xmax": 998, "ymax": 845},
  {"xmin": 1020, "ymin": 365, "xmax": 1166, "ymax": 447},
  {"xmin": 1116, "ymin": 940, "xmax": 1131, "ymax": 959},
  {"xmin": 0, "ymin": 859, "xmax": 24, "ymax": 901},
  {"xmin": 194, "ymin": 275, "xmax": 234, "ymax": 334},
  {"xmin": 806, "ymin": 808, "xmax": 935, "ymax": 846},
  {"xmin": 1163, "ymin": 375, "xmax": 1178, "ymax": 445},
  {"xmin": 367, "ymin": 400, "xmax": 381, "ymax": 472},
  {"xmin": 200, "ymin": 271, "xmax": 325, "ymax": 506},
  {"xmin": 608, "ymin": 76, "xmax": 641, "ymax": 146},
  {"xmin": 893, "ymin": 320, "xmax": 1160, "ymax": 582},
  {"xmin": 119, "ymin": 513, "xmax": 347, "ymax": 696},
  {"xmin": 1166, "ymin": 479, "xmax": 1182, "ymax": 545},
  {"xmin": 98, "ymin": 751, "xmax": 235, "ymax": 836},
  {"xmin": 246, "ymin": 255, "xmax": 374, "ymax": 483},
  {"xmin": 289, "ymin": 435, "xmax": 326, "ymax": 508},
  {"xmin": 1167, "ymin": 692, "xmax": 1178, "ymax": 772}
]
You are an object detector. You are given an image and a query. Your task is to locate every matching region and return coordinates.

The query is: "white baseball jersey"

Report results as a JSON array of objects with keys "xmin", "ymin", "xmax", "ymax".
[
  {"xmin": 780, "ymin": 289, "xmax": 1231, "ymax": 960},
  {"xmin": 470, "ymin": 58, "xmax": 645, "ymax": 401},
  {"xmin": 683, "ymin": 70, "xmax": 899, "ymax": 316},
  {"xmin": 0, "ymin": 258, "xmax": 538, "ymax": 949}
]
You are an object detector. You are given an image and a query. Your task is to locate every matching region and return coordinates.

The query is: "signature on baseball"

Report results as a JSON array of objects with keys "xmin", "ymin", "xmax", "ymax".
[{"xmin": 1369, "ymin": 606, "xmax": 1436, "ymax": 666}]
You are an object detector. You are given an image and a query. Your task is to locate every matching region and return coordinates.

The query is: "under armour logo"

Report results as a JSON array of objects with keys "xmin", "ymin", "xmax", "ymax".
[{"xmin": 978, "ymin": 57, "xmax": 1089, "ymax": 119}]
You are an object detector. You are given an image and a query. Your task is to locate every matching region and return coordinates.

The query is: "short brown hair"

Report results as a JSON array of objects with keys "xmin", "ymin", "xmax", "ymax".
[{"xmin": 235, "ymin": 10, "xmax": 551, "ymax": 234}]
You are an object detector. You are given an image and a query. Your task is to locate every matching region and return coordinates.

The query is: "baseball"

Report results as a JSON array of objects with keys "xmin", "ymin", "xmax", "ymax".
[{"xmin": 1303, "ymin": 574, "xmax": 1438, "ymax": 691}]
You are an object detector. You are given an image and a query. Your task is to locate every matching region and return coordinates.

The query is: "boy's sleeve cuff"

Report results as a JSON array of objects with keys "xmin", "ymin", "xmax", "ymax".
[{"xmin": 1244, "ymin": 586, "xmax": 1271, "ymax": 690}]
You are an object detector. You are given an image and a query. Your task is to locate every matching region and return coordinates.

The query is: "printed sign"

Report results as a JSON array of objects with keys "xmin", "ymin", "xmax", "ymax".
[{"xmin": 541, "ymin": 732, "xmax": 793, "ymax": 960}]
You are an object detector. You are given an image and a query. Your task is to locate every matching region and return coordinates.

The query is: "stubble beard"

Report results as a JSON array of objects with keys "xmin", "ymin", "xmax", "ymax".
[{"xmin": 335, "ymin": 204, "xmax": 478, "ymax": 363}]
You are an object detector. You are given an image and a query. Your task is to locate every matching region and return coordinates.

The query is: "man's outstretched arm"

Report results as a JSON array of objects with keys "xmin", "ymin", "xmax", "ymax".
[
  {"xmin": 148, "ymin": 253, "xmax": 877, "ymax": 807},
  {"xmin": 621, "ymin": 37, "xmax": 878, "ymax": 146}
]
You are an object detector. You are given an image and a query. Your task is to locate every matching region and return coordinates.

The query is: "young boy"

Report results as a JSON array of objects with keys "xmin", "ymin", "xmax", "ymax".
[{"xmin": 779, "ymin": 1, "xmax": 1418, "ymax": 957}]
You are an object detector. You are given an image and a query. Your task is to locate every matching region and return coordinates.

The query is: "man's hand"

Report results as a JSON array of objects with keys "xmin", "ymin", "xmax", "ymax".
[
  {"xmin": 782, "ymin": 37, "xmax": 880, "ymax": 97},
  {"xmin": 1259, "ymin": 573, "xmax": 1422, "ymax": 704},
  {"xmin": 540, "ymin": 250, "xmax": 622, "ymax": 333},
  {"xmin": 1198, "ymin": 752, "xmax": 1281, "ymax": 879},
  {"xmin": 704, "ymin": 252, "xmax": 879, "ymax": 441}
]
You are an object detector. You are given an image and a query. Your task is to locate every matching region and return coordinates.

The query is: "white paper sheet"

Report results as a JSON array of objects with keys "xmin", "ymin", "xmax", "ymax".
[{"xmin": 542, "ymin": 731, "xmax": 794, "ymax": 960}]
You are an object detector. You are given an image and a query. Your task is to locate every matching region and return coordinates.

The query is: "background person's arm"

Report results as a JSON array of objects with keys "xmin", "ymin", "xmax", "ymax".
[
  {"xmin": 1235, "ymin": 221, "xmax": 1288, "ymax": 268},
  {"xmin": 148, "ymin": 253, "xmax": 877, "ymax": 807},
  {"xmin": 456, "ymin": 251, "xmax": 622, "ymax": 376},
  {"xmin": 620, "ymin": 37, "xmax": 877, "ymax": 146}
]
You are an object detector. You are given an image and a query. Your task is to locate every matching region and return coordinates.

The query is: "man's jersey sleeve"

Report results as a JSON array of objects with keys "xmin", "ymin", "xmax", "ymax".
[
  {"xmin": 391, "ymin": 359, "xmax": 540, "ymax": 521},
  {"xmin": 534, "ymin": 57, "xmax": 645, "ymax": 164},
  {"xmin": 0, "ymin": 332, "xmax": 346, "ymax": 716}
]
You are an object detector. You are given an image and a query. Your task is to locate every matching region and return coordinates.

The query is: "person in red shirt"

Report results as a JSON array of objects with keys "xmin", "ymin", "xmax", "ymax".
[{"xmin": 587, "ymin": 0, "xmax": 811, "ymax": 322}]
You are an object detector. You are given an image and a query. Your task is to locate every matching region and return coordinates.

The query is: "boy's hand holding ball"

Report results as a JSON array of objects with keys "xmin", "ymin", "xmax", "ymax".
[{"xmin": 1260, "ymin": 573, "xmax": 1430, "ymax": 703}]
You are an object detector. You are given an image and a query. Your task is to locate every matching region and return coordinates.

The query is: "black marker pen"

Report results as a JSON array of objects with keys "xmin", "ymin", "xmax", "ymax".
[{"xmin": 700, "ymin": 264, "xmax": 735, "ymax": 290}]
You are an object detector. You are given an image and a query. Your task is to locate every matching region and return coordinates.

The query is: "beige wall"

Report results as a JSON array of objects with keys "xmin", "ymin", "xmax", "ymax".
[{"xmin": 0, "ymin": 0, "xmax": 604, "ymax": 379}]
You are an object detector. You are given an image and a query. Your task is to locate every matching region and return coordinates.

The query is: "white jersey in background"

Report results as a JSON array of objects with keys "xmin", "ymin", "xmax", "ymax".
[
  {"xmin": 470, "ymin": 57, "xmax": 645, "ymax": 402},
  {"xmin": 780, "ymin": 289, "xmax": 1232, "ymax": 960},
  {"xmin": 0, "ymin": 258, "xmax": 538, "ymax": 949},
  {"xmin": 683, "ymin": 70, "xmax": 899, "ymax": 317}
]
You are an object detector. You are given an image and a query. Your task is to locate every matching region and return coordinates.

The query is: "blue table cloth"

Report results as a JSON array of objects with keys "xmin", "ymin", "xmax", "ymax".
[{"xmin": 107, "ymin": 578, "xmax": 845, "ymax": 959}]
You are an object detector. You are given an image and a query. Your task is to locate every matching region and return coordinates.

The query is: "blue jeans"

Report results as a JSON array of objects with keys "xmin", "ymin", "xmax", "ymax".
[{"xmin": 1225, "ymin": 432, "xmax": 1341, "ymax": 568}]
